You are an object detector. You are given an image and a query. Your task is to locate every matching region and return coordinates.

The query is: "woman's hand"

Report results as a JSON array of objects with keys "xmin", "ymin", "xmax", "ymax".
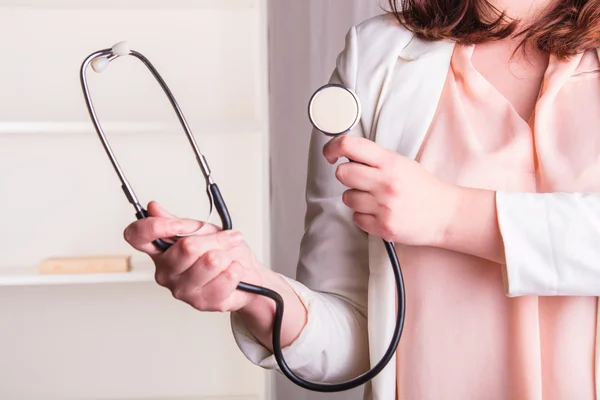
[
  {"xmin": 323, "ymin": 135, "xmax": 460, "ymax": 247},
  {"xmin": 123, "ymin": 201, "xmax": 264, "ymax": 312},
  {"xmin": 123, "ymin": 201, "xmax": 309, "ymax": 350}
]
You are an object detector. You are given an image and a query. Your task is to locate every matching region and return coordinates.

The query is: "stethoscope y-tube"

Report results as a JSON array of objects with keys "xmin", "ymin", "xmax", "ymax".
[{"xmin": 80, "ymin": 42, "xmax": 405, "ymax": 392}]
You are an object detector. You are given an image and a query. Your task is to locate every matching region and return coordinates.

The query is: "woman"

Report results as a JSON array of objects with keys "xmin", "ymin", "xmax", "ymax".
[{"xmin": 123, "ymin": 0, "xmax": 600, "ymax": 398}]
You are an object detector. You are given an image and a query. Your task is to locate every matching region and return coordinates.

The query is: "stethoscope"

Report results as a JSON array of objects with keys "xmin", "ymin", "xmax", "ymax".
[{"xmin": 80, "ymin": 41, "xmax": 405, "ymax": 393}]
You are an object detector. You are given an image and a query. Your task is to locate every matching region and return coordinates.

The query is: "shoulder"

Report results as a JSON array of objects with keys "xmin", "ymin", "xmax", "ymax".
[
  {"xmin": 336, "ymin": 14, "xmax": 436, "ymax": 85},
  {"xmin": 335, "ymin": 14, "xmax": 455, "ymax": 86},
  {"xmin": 354, "ymin": 13, "xmax": 414, "ymax": 46},
  {"xmin": 335, "ymin": 14, "xmax": 415, "ymax": 87},
  {"xmin": 333, "ymin": 14, "xmax": 454, "ymax": 142},
  {"xmin": 338, "ymin": 14, "xmax": 414, "ymax": 62}
]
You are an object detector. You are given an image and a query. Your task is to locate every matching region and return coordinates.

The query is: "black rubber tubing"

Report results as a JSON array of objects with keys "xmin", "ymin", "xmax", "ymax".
[{"xmin": 138, "ymin": 183, "xmax": 406, "ymax": 392}]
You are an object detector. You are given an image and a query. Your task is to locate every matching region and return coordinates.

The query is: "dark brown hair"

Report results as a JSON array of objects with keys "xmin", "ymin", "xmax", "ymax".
[{"xmin": 387, "ymin": 0, "xmax": 600, "ymax": 60}]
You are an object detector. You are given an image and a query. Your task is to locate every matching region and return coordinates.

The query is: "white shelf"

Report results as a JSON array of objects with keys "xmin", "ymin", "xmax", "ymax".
[
  {"xmin": 0, "ymin": 264, "xmax": 155, "ymax": 287},
  {"xmin": 0, "ymin": 120, "xmax": 263, "ymax": 136}
]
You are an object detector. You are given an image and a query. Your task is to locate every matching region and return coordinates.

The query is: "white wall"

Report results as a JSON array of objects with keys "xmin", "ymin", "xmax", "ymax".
[
  {"xmin": 267, "ymin": 1, "xmax": 383, "ymax": 400},
  {"xmin": 0, "ymin": 1, "xmax": 269, "ymax": 399}
]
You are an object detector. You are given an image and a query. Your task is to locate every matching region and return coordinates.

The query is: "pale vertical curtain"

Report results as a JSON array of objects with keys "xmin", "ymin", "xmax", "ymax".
[{"xmin": 267, "ymin": 1, "xmax": 385, "ymax": 399}]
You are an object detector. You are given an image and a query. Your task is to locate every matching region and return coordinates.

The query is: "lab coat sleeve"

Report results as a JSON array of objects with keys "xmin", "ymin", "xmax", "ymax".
[
  {"xmin": 230, "ymin": 25, "xmax": 371, "ymax": 383},
  {"xmin": 497, "ymin": 191, "xmax": 600, "ymax": 297}
]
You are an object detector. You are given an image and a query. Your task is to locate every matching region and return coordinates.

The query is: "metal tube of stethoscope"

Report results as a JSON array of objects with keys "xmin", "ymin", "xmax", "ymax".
[
  {"xmin": 80, "ymin": 49, "xmax": 145, "ymax": 214},
  {"xmin": 81, "ymin": 43, "xmax": 217, "ymax": 228}
]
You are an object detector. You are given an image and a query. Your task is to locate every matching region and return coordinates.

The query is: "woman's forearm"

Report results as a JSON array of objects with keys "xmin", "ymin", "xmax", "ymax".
[
  {"xmin": 434, "ymin": 186, "xmax": 506, "ymax": 264},
  {"xmin": 235, "ymin": 187, "xmax": 505, "ymax": 350},
  {"xmin": 237, "ymin": 269, "xmax": 308, "ymax": 351}
]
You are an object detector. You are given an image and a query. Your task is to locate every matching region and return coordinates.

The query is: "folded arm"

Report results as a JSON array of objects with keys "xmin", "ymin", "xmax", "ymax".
[{"xmin": 439, "ymin": 187, "xmax": 600, "ymax": 297}]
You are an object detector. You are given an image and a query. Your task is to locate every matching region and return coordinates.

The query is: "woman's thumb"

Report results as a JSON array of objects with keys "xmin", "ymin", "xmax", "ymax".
[
  {"xmin": 147, "ymin": 201, "xmax": 209, "ymax": 235},
  {"xmin": 147, "ymin": 201, "xmax": 177, "ymax": 219}
]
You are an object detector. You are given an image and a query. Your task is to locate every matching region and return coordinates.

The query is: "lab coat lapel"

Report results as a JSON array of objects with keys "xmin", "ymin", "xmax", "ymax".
[
  {"xmin": 366, "ymin": 36, "xmax": 455, "ymax": 400},
  {"xmin": 374, "ymin": 36, "xmax": 455, "ymax": 157}
]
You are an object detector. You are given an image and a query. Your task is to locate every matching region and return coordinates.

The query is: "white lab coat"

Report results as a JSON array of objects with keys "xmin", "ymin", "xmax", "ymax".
[{"xmin": 230, "ymin": 14, "xmax": 600, "ymax": 400}]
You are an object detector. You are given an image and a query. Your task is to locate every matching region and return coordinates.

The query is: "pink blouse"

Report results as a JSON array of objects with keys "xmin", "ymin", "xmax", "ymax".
[{"xmin": 396, "ymin": 44, "xmax": 600, "ymax": 399}]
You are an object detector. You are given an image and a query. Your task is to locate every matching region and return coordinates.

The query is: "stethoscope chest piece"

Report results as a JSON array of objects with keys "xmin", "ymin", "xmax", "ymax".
[{"xmin": 308, "ymin": 84, "xmax": 361, "ymax": 136}]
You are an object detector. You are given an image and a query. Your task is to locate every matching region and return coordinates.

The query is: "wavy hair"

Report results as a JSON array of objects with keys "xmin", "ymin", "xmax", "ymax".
[{"xmin": 388, "ymin": 0, "xmax": 600, "ymax": 59}]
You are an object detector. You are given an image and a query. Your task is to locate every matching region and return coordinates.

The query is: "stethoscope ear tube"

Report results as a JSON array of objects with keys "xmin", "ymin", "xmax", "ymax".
[{"xmin": 209, "ymin": 183, "xmax": 232, "ymax": 231}]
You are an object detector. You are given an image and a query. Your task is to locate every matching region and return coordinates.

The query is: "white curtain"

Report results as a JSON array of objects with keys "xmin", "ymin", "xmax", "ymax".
[{"xmin": 267, "ymin": 1, "xmax": 386, "ymax": 399}]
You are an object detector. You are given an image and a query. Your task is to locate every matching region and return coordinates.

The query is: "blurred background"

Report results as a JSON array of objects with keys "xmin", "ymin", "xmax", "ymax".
[{"xmin": 0, "ymin": 0, "xmax": 381, "ymax": 399}]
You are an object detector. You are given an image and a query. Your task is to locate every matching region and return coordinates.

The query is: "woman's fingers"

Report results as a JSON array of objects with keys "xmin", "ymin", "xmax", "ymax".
[
  {"xmin": 124, "ymin": 200, "xmax": 223, "ymax": 256},
  {"xmin": 323, "ymin": 135, "xmax": 391, "ymax": 167},
  {"xmin": 171, "ymin": 260, "xmax": 244, "ymax": 312},
  {"xmin": 335, "ymin": 161, "xmax": 385, "ymax": 192},
  {"xmin": 353, "ymin": 212, "xmax": 396, "ymax": 242},
  {"xmin": 167, "ymin": 249, "xmax": 233, "ymax": 296},
  {"xmin": 124, "ymin": 217, "xmax": 188, "ymax": 255},
  {"xmin": 352, "ymin": 212, "xmax": 375, "ymax": 232},
  {"xmin": 198, "ymin": 261, "xmax": 245, "ymax": 310},
  {"xmin": 147, "ymin": 201, "xmax": 178, "ymax": 219},
  {"xmin": 127, "ymin": 200, "xmax": 262, "ymax": 313},
  {"xmin": 147, "ymin": 201, "xmax": 215, "ymax": 236},
  {"xmin": 343, "ymin": 189, "xmax": 379, "ymax": 214},
  {"xmin": 155, "ymin": 230, "xmax": 243, "ymax": 281}
]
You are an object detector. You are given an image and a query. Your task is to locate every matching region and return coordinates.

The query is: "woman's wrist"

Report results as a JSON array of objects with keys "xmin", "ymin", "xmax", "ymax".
[
  {"xmin": 237, "ymin": 268, "xmax": 308, "ymax": 351},
  {"xmin": 238, "ymin": 267, "xmax": 278, "ymax": 322},
  {"xmin": 432, "ymin": 185, "xmax": 505, "ymax": 263},
  {"xmin": 426, "ymin": 182, "xmax": 464, "ymax": 248}
]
